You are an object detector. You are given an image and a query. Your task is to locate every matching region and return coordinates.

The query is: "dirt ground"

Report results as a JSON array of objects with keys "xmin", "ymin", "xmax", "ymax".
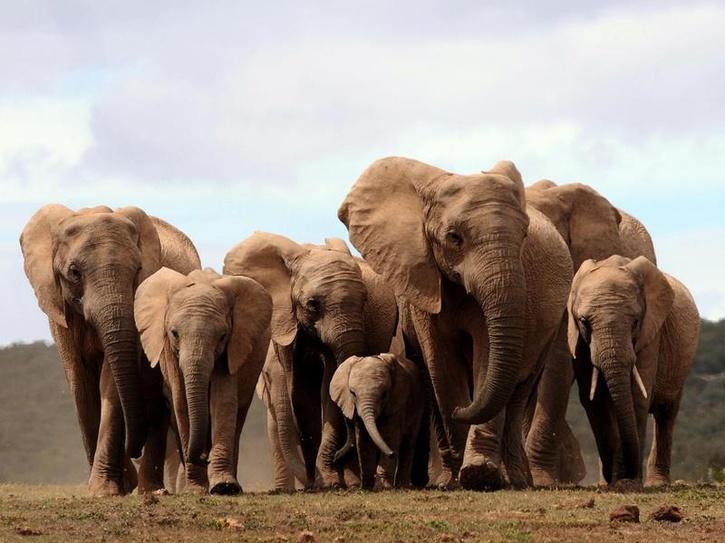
[{"xmin": 0, "ymin": 484, "xmax": 722, "ymax": 542}]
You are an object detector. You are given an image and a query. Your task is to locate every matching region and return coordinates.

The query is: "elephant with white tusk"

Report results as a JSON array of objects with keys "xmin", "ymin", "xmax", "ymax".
[{"xmin": 567, "ymin": 255, "xmax": 699, "ymax": 487}]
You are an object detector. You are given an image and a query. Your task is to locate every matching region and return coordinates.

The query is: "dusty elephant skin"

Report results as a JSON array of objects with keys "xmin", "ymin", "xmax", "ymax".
[
  {"xmin": 19, "ymin": 205, "xmax": 201, "ymax": 496},
  {"xmin": 330, "ymin": 353, "xmax": 428, "ymax": 490},
  {"xmin": 523, "ymin": 181, "xmax": 657, "ymax": 487},
  {"xmin": 134, "ymin": 267, "xmax": 272, "ymax": 494},
  {"xmin": 338, "ymin": 157, "xmax": 573, "ymax": 490},
  {"xmin": 568, "ymin": 255, "xmax": 699, "ymax": 487},
  {"xmin": 224, "ymin": 234, "xmax": 398, "ymax": 490}
]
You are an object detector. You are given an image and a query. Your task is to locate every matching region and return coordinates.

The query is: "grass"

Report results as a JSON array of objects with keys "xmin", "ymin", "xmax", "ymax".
[{"xmin": 0, "ymin": 484, "xmax": 722, "ymax": 542}]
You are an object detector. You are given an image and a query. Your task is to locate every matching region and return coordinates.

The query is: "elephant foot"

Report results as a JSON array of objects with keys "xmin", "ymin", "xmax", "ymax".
[
  {"xmin": 645, "ymin": 475, "xmax": 670, "ymax": 488},
  {"xmin": 88, "ymin": 474, "xmax": 123, "ymax": 497},
  {"xmin": 434, "ymin": 469, "xmax": 460, "ymax": 490},
  {"xmin": 183, "ymin": 481, "xmax": 208, "ymax": 495},
  {"xmin": 459, "ymin": 459, "xmax": 504, "ymax": 491},
  {"xmin": 530, "ymin": 467, "xmax": 557, "ymax": 488},
  {"xmin": 610, "ymin": 478, "xmax": 643, "ymax": 492},
  {"xmin": 209, "ymin": 473, "xmax": 242, "ymax": 495}
]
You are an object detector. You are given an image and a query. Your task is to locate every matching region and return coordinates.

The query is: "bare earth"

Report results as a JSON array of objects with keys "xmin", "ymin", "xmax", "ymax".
[{"xmin": 0, "ymin": 484, "xmax": 722, "ymax": 542}]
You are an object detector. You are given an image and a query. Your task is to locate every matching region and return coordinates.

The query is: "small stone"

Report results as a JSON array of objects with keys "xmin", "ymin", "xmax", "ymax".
[
  {"xmin": 649, "ymin": 505, "xmax": 684, "ymax": 522},
  {"xmin": 333, "ymin": 537, "xmax": 345, "ymax": 543},
  {"xmin": 222, "ymin": 517, "xmax": 244, "ymax": 530},
  {"xmin": 578, "ymin": 497, "xmax": 596, "ymax": 509},
  {"xmin": 143, "ymin": 492, "xmax": 159, "ymax": 505},
  {"xmin": 609, "ymin": 504, "xmax": 640, "ymax": 523},
  {"xmin": 297, "ymin": 530, "xmax": 315, "ymax": 543},
  {"xmin": 15, "ymin": 527, "xmax": 43, "ymax": 536}
]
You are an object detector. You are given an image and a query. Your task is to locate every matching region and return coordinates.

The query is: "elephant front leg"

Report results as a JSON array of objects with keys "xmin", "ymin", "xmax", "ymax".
[
  {"xmin": 460, "ymin": 414, "xmax": 505, "ymax": 490},
  {"xmin": 137, "ymin": 365, "xmax": 169, "ymax": 494},
  {"xmin": 501, "ymin": 377, "xmax": 536, "ymax": 489},
  {"xmin": 316, "ymin": 393, "xmax": 347, "ymax": 488},
  {"xmin": 208, "ymin": 368, "xmax": 242, "ymax": 495},
  {"xmin": 645, "ymin": 398, "xmax": 679, "ymax": 487},
  {"xmin": 88, "ymin": 361, "xmax": 128, "ymax": 497}
]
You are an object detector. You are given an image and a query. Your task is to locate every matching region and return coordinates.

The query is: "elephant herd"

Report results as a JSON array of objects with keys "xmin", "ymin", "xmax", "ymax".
[{"xmin": 20, "ymin": 157, "xmax": 700, "ymax": 496}]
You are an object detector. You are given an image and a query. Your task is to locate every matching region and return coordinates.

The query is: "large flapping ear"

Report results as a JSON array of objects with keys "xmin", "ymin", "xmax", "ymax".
[
  {"xmin": 484, "ymin": 160, "xmax": 527, "ymax": 213},
  {"xmin": 20, "ymin": 204, "xmax": 74, "ymax": 327},
  {"xmin": 338, "ymin": 157, "xmax": 443, "ymax": 314},
  {"xmin": 358, "ymin": 259, "xmax": 399, "ymax": 353},
  {"xmin": 625, "ymin": 256, "xmax": 674, "ymax": 352},
  {"xmin": 134, "ymin": 267, "xmax": 188, "ymax": 367},
  {"xmin": 115, "ymin": 207, "xmax": 163, "ymax": 283},
  {"xmin": 214, "ymin": 275, "xmax": 273, "ymax": 375},
  {"xmin": 567, "ymin": 259, "xmax": 599, "ymax": 357},
  {"xmin": 329, "ymin": 355, "xmax": 360, "ymax": 419},
  {"xmin": 223, "ymin": 232, "xmax": 307, "ymax": 346},
  {"xmin": 324, "ymin": 237, "xmax": 352, "ymax": 255},
  {"xmin": 563, "ymin": 184, "xmax": 623, "ymax": 270}
]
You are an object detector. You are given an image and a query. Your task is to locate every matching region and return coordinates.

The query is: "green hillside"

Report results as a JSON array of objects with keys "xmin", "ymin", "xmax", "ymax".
[{"xmin": 0, "ymin": 320, "xmax": 723, "ymax": 487}]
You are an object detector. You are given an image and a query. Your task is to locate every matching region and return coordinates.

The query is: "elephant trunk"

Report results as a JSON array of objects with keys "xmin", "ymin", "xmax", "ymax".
[
  {"xmin": 453, "ymin": 240, "xmax": 527, "ymax": 424},
  {"xmin": 330, "ymin": 324, "xmax": 366, "ymax": 367},
  {"xmin": 358, "ymin": 398, "xmax": 394, "ymax": 458},
  {"xmin": 275, "ymin": 380, "xmax": 308, "ymax": 484},
  {"xmin": 182, "ymin": 352, "xmax": 210, "ymax": 466},
  {"xmin": 89, "ymin": 271, "xmax": 147, "ymax": 459},
  {"xmin": 602, "ymin": 362, "xmax": 640, "ymax": 480}
]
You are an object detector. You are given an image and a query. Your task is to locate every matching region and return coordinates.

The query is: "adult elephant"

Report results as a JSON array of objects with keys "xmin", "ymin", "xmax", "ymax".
[
  {"xmin": 224, "ymin": 234, "xmax": 398, "ymax": 488},
  {"xmin": 338, "ymin": 157, "xmax": 572, "ymax": 489},
  {"xmin": 20, "ymin": 205, "xmax": 200, "ymax": 496},
  {"xmin": 524, "ymin": 181, "xmax": 656, "ymax": 486}
]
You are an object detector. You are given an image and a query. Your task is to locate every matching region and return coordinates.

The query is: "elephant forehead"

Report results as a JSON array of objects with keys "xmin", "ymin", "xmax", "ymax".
[
  {"xmin": 435, "ymin": 173, "xmax": 520, "ymax": 206},
  {"xmin": 55, "ymin": 212, "xmax": 136, "ymax": 242},
  {"xmin": 577, "ymin": 271, "xmax": 642, "ymax": 312},
  {"xmin": 169, "ymin": 283, "xmax": 228, "ymax": 313},
  {"xmin": 350, "ymin": 357, "xmax": 389, "ymax": 382},
  {"xmin": 297, "ymin": 251, "xmax": 363, "ymax": 283}
]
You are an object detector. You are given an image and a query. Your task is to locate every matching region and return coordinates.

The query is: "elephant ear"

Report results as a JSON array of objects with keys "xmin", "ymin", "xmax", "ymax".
[
  {"xmin": 20, "ymin": 204, "xmax": 74, "ymax": 327},
  {"xmin": 324, "ymin": 237, "xmax": 352, "ymax": 255},
  {"xmin": 484, "ymin": 160, "xmax": 527, "ymax": 212},
  {"xmin": 380, "ymin": 353, "xmax": 410, "ymax": 415},
  {"xmin": 134, "ymin": 267, "xmax": 188, "ymax": 367},
  {"xmin": 528, "ymin": 179, "xmax": 558, "ymax": 191},
  {"xmin": 338, "ymin": 157, "xmax": 443, "ymax": 314},
  {"xmin": 359, "ymin": 259, "xmax": 398, "ymax": 353},
  {"xmin": 567, "ymin": 259, "xmax": 599, "ymax": 357},
  {"xmin": 115, "ymin": 207, "xmax": 163, "ymax": 283},
  {"xmin": 224, "ymin": 232, "xmax": 307, "ymax": 346},
  {"xmin": 330, "ymin": 356, "xmax": 360, "ymax": 419},
  {"xmin": 214, "ymin": 275, "xmax": 273, "ymax": 375},
  {"xmin": 563, "ymin": 184, "xmax": 623, "ymax": 270},
  {"xmin": 625, "ymin": 256, "xmax": 674, "ymax": 352}
]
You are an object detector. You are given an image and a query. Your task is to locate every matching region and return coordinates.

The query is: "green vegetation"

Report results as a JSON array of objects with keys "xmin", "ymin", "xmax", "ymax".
[{"xmin": 0, "ymin": 319, "xmax": 723, "ymax": 487}]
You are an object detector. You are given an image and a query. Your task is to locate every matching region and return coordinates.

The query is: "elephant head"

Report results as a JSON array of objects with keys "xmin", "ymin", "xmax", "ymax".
[
  {"xmin": 330, "ymin": 354, "xmax": 410, "ymax": 459},
  {"xmin": 338, "ymin": 157, "xmax": 529, "ymax": 425},
  {"xmin": 567, "ymin": 255, "xmax": 674, "ymax": 480},
  {"xmin": 20, "ymin": 204, "xmax": 165, "ymax": 458},
  {"xmin": 134, "ymin": 267, "xmax": 271, "ymax": 466}
]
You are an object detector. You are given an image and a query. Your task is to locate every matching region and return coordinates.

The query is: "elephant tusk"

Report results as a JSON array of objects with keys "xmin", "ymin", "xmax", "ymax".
[
  {"xmin": 589, "ymin": 366, "xmax": 599, "ymax": 402},
  {"xmin": 589, "ymin": 366, "xmax": 599, "ymax": 401},
  {"xmin": 632, "ymin": 366, "xmax": 648, "ymax": 399}
]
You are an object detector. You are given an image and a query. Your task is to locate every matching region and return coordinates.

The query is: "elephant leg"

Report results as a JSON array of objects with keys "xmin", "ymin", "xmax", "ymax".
[
  {"xmin": 355, "ymin": 421, "xmax": 377, "ymax": 490},
  {"xmin": 502, "ymin": 376, "xmax": 538, "ymax": 489},
  {"xmin": 267, "ymin": 407, "xmax": 295, "ymax": 491},
  {"xmin": 376, "ymin": 418, "xmax": 403, "ymax": 489},
  {"xmin": 88, "ymin": 360, "xmax": 126, "ymax": 496},
  {"xmin": 137, "ymin": 365, "xmax": 168, "ymax": 494},
  {"xmin": 395, "ymin": 434, "xmax": 416, "ymax": 489},
  {"xmin": 646, "ymin": 397, "xmax": 679, "ymax": 487},
  {"xmin": 526, "ymin": 319, "xmax": 584, "ymax": 486},
  {"xmin": 268, "ymin": 368, "xmax": 308, "ymax": 486},
  {"xmin": 316, "ymin": 362, "xmax": 346, "ymax": 488},
  {"xmin": 460, "ymin": 413, "xmax": 505, "ymax": 490},
  {"xmin": 208, "ymin": 368, "xmax": 241, "ymax": 495},
  {"xmin": 164, "ymin": 430, "xmax": 181, "ymax": 494},
  {"xmin": 51, "ymin": 321, "xmax": 101, "ymax": 468}
]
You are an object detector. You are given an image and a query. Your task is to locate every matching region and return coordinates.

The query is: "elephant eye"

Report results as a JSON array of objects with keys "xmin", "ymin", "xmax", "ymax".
[
  {"xmin": 67, "ymin": 263, "xmax": 82, "ymax": 283},
  {"xmin": 445, "ymin": 230, "xmax": 464, "ymax": 248},
  {"xmin": 305, "ymin": 298, "xmax": 321, "ymax": 315},
  {"xmin": 171, "ymin": 329, "xmax": 179, "ymax": 341},
  {"xmin": 578, "ymin": 316, "xmax": 591, "ymax": 341}
]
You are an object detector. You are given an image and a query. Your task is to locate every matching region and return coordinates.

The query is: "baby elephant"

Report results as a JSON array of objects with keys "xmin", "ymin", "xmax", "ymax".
[
  {"xmin": 330, "ymin": 353, "xmax": 428, "ymax": 490},
  {"xmin": 567, "ymin": 255, "xmax": 699, "ymax": 487},
  {"xmin": 134, "ymin": 267, "xmax": 272, "ymax": 494}
]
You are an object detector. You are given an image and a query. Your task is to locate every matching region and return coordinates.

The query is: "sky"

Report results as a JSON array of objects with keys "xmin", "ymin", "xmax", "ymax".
[{"xmin": 1, "ymin": 0, "xmax": 724, "ymax": 344}]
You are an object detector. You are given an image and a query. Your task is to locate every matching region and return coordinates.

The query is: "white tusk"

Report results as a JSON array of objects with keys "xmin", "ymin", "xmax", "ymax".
[
  {"xmin": 589, "ymin": 366, "xmax": 599, "ymax": 401},
  {"xmin": 632, "ymin": 366, "xmax": 648, "ymax": 399}
]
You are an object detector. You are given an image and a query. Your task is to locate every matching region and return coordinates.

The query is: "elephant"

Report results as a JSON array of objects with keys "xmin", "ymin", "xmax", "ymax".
[
  {"xmin": 338, "ymin": 157, "xmax": 573, "ymax": 490},
  {"xmin": 523, "ymin": 181, "xmax": 657, "ymax": 486},
  {"xmin": 20, "ymin": 205, "xmax": 200, "ymax": 496},
  {"xmin": 567, "ymin": 255, "xmax": 699, "ymax": 486},
  {"xmin": 330, "ymin": 353, "xmax": 428, "ymax": 490},
  {"xmin": 224, "ymin": 234, "xmax": 398, "ymax": 488},
  {"xmin": 134, "ymin": 267, "xmax": 272, "ymax": 494}
]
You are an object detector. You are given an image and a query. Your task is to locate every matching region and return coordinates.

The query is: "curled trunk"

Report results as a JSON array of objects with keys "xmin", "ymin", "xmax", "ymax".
[
  {"xmin": 359, "ymin": 401, "xmax": 394, "ymax": 458},
  {"xmin": 453, "ymin": 241, "xmax": 527, "ymax": 424}
]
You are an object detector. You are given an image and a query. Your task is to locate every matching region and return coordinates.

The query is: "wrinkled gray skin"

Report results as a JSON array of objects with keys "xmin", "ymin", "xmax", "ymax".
[
  {"xmin": 567, "ymin": 256, "xmax": 699, "ymax": 486},
  {"xmin": 20, "ymin": 205, "xmax": 200, "ymax": 496},
  {"xmin": 524, "ymin": 181, "xmax": 656, "ymax": 486},
  {"xmin": 330, "ymin": 354, "xmax": 428, "ymax": 490},
  {"xmin": 225, "ymin": 234, "xmax": 398, "ymax": 489},
  {"xmin": 339, "ymin": 158, "xmax": 572, "ymax": 490},
  {"xmin": 135, "ymin": 268, "xmax": 272, "ymax": 494}
]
